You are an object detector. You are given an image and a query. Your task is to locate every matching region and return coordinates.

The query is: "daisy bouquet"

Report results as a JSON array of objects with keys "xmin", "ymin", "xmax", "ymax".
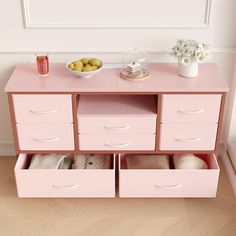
[{"xmin": 171, "ymin": 39, "xmax": 211, "ymax": 65}]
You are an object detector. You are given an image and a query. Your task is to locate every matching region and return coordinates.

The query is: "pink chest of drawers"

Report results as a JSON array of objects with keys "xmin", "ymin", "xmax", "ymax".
[{"xmin": 5, "ymin": 63, "xmax": 229, "ymax": 198}]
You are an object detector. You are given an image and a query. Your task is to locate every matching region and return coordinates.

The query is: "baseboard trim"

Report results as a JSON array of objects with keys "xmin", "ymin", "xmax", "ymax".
[{"xmin": 0, "ymin": 140, "xmax": 16, "ymax": 156}]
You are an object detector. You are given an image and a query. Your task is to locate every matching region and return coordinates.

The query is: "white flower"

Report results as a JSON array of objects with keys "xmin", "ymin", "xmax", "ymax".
[
  {"xmin": 195, "ymin": 54, "xmax": 206, "ymax": 63},
  {"xmin": 194, "ymin": 50, "xmax": 202, "ymax": 57},
  {"xmin": 177, "ymin": 48, "xmax": 184, "ymax": 57},
  {"xmin": 183, "ymin": 47, "xmax": 194, "ymax": 57},
  {"xmin": 180, "ymin": 57, "xmax": 191, "ymax": 65},
  {"xmin": 202, "ymin": 50, "xmax": 211, "ymax": 58},
  {"xmin": 175, "ymin": 46, "xmax": 181, "ymax": 52},
  {"xmin": 171, "ymin": 39, "xmax": 210, "ymax": 64},
  {"xmin": 196, "ymin": 43, "xmax": 203, "ymax": 50}
]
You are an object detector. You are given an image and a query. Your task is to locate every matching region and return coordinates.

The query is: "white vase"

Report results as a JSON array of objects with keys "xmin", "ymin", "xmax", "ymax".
[{"xmin": 178, "ymin": 61, "xmax": 198, "ymax": 78}]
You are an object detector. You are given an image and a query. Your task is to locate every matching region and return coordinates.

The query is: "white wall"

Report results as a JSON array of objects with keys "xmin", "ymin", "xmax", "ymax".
[{"xmin": 0, "ymin": 0, "xmax": 236, "ymax": 155}]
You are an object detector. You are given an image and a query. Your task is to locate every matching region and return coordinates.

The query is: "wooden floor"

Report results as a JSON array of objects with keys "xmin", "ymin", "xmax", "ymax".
[{"xmin": 0, "ymin": 156, "xmax": 236, "ymax": 236}]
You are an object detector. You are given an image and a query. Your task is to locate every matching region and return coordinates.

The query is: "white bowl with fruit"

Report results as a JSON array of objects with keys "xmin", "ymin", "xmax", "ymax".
[{"xmin": 66, "ymin": 58, "xmax": 103, "ymax": 78}]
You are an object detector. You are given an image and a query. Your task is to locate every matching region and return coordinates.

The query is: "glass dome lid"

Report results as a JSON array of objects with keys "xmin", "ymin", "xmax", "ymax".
[{"xmin": 120, "ymin": 47, "xmax": 149, "ymax": 81}]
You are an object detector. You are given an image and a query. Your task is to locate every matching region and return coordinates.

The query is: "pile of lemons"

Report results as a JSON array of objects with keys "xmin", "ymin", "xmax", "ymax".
[{"xmin": 68, "ymin": 58, "xmax": 102, "ymax": 72}]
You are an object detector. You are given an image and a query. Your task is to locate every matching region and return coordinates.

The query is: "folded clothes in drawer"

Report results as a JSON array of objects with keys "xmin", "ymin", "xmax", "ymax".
[
  {"xmin": 27, "ymin": 153, "xmax": 112, "ymax": 170},
  {"xmin": 124, "ymin": 153, "xmax": 208, "ymax": 170},
  {"xmin": 125, "ymin": 154, "xmax": 170, "ymax": 169},
  {"xmin": 73, "ymin": 154, "xmax": 111, "ymax": 169},
  {"xmin": 15, "ymin": 153, "xmax": 115, "ymax": 198},
  {"xmin": 119, "ymin": 153, "xmax": 219, "ymax": 198},
  {"xmin": 29, "ymin": 154, "xmax": 73, "ymax": 169}
]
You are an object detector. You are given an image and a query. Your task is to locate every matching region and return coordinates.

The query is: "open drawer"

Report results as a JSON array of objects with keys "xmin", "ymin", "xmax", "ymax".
[
  {"xmin": 15, "ymin": 153, "xmax": 116, "ymax": 198},
  {"xmin": 119, "ymin": 153, "xmax": 220, "ymax": 198}
]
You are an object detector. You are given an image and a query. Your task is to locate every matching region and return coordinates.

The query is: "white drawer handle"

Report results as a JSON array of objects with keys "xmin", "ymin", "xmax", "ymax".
[
  {"xmin": 30, "ymin": 109, "xmax": 57, "ymax": 114},
  {"xmin": 155, "ymin": 184, "xmax": 182, "ymax": 190},
  {"xmin": 33, "ymin": 137, "xmax": 59, "ymax": 142},
  {"xmin": 52, "ymin": 184, "xmax": 79, "ymax": 189},
  {"xmin": 177, "ymin": 109, "xmax": 205, "ymax": 114},
  {"xmin": 175, "ymin": 137, "xmax": 201, "ymax": 142},
  {"xmin": 104, "ymin": 142, "xmax": 131, "ymax": 148},
  {"xmin": 104, "ymin": 125, "xmax": 130, "ymax": 130}
]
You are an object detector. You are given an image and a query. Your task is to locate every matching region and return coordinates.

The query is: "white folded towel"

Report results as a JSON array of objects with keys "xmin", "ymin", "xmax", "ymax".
[
  {"xmin": 125, "ymin": 154, "xmax": 170, "ymax": 169},
  {"xmin": 29, "ymin": 154, "xmax": 73, "ymax": 169},
  {"xmin": 173, "ymin": 154, "xmax": 208, "ymax": 169}
]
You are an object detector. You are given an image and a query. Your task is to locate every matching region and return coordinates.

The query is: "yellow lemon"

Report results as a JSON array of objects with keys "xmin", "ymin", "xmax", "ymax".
[
  {"xmin": 90, "ymin": 58, "xmax": 101, "ymax": 67},
  {"xmin": 74, "ymin": 65, "xmax": 82, "ymax": 71},
  {"xmin": 91, "ymin": 65, "xmax": 98, "ymax": 71},
  {"xmin": 82, "ymin": 66, "xmax": 93, "ymax": 72},
  {"xmin": 68, "ymin": 63, "xmax": 75, "ymax": 70},
  {"xmin": 81, "ymin": 58, "xmax": 90, "ymax": 65},
  {"xmin": 73, "ymin": 60, "xmax": 83, "ymax": 69}
]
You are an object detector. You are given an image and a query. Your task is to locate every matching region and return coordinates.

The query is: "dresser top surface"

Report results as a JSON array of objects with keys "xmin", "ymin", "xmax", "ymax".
[{"xmin": 5, "ymin": 63, "xmax": 229, "ymax": 93}]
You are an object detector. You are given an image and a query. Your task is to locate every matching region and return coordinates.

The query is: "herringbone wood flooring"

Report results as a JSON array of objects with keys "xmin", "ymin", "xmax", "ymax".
[{"xmin": 0, "ymin": 156, "xmax": 236, "ymax": 236}]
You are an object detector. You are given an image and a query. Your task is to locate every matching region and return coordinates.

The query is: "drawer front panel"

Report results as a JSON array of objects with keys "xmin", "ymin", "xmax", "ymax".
[
  {"xmin": 159, "ymin": 124, "xmax": 217, "ymax": 150},
  {"xmin": 78, "ymin": 116, "xmax": 157, "ymax": 134},
  {"xmin": 119, "ymin": 154, "xmax": 219, "ymax": 198},
  {"xmin": 13, "ymin": 94, "xmax": 73, "ymax": 124},
  {"xmin": 15, "ymin": 154, "xmax": 115, "ymax": 198},
  {"xmin": 79, "ymin": 134, "xmax": 156, "ymax": 150},
  {"xmin": 17, "ymin": 124, "xmax": 74, "ymax": 150},
  {"xmin": 161, "ymin": 94, "xmax": 222, "ymax": 123}
]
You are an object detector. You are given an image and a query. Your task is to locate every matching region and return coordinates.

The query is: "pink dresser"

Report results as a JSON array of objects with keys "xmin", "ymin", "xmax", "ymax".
[{"xmin": 5, "ymin": 63, "xmax": 229, "ymax": 198}]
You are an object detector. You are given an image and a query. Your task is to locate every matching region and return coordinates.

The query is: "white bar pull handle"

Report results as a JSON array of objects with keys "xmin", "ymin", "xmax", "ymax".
[
  {"xmin": 33, "ymin": 137, "xmax": 59, "ymax": 142},
  {"xmin": 30, "ymin": 109, "xmax": 57, "ymax": 114},
  {"xmin": 175, "ymin": 137, "xmax": 201, "ymax": 142},
  {"xmin": 155, "ymin": 184, "xmax": 182, "ymax": 190},
  {"xmin": 177, "ymin": 109, "xmax": 205, "ymax": 114},
  {"xmin": 104, "ymin": 142, "xmax": 131, "ymax": 148},
  {"xmin": 52, "ymin": 184, "xmax": 79, "ymax": 189},
  {"xmin": 104, "ymin": 125, "xmax": 130, "ymax": 130}
]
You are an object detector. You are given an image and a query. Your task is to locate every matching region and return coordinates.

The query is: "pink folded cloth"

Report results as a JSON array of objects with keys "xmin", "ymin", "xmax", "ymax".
[{"xmin": 125, "ymin": 154, "xmax": 170, "ymax": 169}]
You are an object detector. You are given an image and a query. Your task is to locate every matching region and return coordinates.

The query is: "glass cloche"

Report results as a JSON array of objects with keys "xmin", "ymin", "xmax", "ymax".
[{"xmin": 120, "ymin": 48, "xmax": 149, "ymax": 81}]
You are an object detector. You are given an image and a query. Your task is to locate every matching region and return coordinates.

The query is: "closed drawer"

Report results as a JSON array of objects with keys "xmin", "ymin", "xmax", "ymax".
[
  {"xmin": 17, "ymin": 124, "xmax": 74, "ymax": 150},
  {"xmin": 159, "ymin": 124, "xmax": 217, "ymax": 150},
  {"xmin": 79, "ymin": 134, "xmax": 156, "ymax": 150},
  {"xmin": 15, "ymin": 154, "xmax": 115, "ymax": 198},
  {"xmin": 119, "ymin": 153, "xmax": 219, "ymax": 198},
  {"xmin": 161, "ymin": 94, "xmax": 222, "ymax": 123},
  {"xmin": 78, "ymin": 116, "xmax": 156, "ymax": 134},
  {"xmin": 13, "ymin": 94, "xmax": 73, "ymax": 124}
]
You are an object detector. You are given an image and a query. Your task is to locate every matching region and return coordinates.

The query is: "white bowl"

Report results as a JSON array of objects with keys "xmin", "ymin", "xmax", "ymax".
[{"xmin": 66, "ymin": 60, "xmax": 103, "ymax": 78}]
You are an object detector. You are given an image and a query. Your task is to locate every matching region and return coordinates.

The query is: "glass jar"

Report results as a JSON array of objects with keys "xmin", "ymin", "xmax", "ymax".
[
  {"xmin": 36, "ymin": 53, "xmax": 49, "ymax": 77},
  {"xmin": 120, "ymin": 48, "xmax": 149, "ymax": 81}
]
